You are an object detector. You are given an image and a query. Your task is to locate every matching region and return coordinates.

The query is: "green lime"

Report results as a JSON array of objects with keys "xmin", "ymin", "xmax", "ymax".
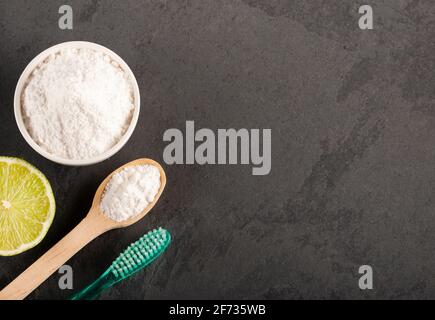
[{"xmin": 0, "ymin": 157, "xmax": 55, "ymax": 256}]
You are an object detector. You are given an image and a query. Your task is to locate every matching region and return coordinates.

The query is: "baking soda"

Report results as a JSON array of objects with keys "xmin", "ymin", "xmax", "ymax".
[
  {"xmin": 22, "ymin": 48, "xmax": 135, "ymax": 160},
  {"xmin": 101, "ymin": 165, "xmax": 161, "ymax": 222}
]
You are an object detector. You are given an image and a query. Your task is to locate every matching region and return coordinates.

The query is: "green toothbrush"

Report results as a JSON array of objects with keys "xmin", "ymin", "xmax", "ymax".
[{"xmin": 70, "ymin": 228, "xmax": 171, "ymax": 300}]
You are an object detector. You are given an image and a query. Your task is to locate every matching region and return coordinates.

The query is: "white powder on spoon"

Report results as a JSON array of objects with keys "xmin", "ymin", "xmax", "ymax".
[
  {"xmin": 101, "ymin": 165, "xmax": 161, "ymax": 222},
  {"xmin": 22, "ymin": 48, "xmax": 135, "ymax": 160}
]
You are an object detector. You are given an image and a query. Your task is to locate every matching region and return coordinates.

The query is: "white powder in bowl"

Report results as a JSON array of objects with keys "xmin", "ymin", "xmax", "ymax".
[
  {"xmin": 101, "ymin": 165, "xmax": 161, "ymax": 222},
  {"xmin": 22, "ymin": 48, "xmax": 135, "ymax": 160}
]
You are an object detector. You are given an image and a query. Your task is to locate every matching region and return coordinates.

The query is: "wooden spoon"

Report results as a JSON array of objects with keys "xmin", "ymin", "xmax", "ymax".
[{"xmin": 0, "ymin": 158, "xmax": 166, "ymax": 300}]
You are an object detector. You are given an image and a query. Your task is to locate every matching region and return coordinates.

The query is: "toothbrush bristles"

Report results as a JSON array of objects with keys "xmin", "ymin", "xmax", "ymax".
[{"xmin": 110, "ymin": 228, "xmax": 171, "ymax": 278}]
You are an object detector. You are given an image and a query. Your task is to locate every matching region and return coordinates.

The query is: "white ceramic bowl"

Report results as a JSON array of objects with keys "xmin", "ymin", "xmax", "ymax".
[{"xmin": 14, "ymin": 41, "xmax": 141, "ymax": 166}]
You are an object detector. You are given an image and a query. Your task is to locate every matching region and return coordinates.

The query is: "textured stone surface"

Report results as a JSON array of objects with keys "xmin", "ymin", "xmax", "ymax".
[{"xmin": 0, "ymin": 0, "xmax": 435, "ymax": 299}]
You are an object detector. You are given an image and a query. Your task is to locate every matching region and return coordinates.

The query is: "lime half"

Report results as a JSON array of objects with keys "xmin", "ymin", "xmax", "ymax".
[{"xmin": 0, "ymin": 157, "xmax": 55, "ymax": 256}]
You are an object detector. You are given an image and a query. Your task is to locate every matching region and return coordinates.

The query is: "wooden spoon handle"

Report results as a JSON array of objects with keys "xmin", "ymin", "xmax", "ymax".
[{"xmin": 0, "ymin": 212, "xmax": 107, "ymax": 300}]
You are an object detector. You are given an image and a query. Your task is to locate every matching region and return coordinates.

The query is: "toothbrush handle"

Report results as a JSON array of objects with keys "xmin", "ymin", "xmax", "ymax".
[
  {"xmin": 70, "ymin": 270, "xmax": 114, "ymax": 300},
  {"xmin": 0, "ymin": 212, "xmax": 108, "ymax": 300}
]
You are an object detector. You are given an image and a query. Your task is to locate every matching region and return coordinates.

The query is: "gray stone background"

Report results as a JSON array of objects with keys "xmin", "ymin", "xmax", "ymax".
[{"xmin": 0, "ymin": 0, "xmax": 434, "ymax": 300}]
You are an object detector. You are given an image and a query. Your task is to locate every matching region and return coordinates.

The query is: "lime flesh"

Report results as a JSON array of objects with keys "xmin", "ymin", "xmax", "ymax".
[{"xmin": 0, "ymin": 157, "xmax": 55, "ymax": 256}]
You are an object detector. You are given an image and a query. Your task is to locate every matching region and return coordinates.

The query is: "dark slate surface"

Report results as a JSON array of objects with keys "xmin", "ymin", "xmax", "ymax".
[{"xmin": 1, "ymin": 0, "xmax": 435, "ymax": 299}]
